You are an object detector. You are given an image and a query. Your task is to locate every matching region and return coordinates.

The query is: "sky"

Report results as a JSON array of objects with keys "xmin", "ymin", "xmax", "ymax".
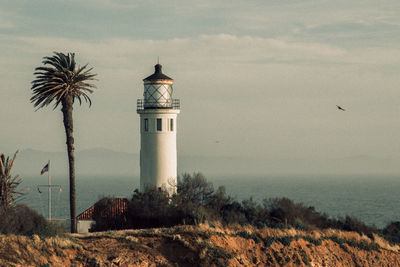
[{"xmin": 1, "ymin": 0, "xmax": 400, "ymax": 169}]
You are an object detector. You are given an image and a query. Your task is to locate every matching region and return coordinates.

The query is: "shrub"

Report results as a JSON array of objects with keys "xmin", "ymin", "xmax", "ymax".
[
  {"xmin": 174, "ymin": 173, "xmax": 217, "ymax": 224},
  {"xmin": 89, "ymin": 172, "xmax": 382, "ymax": 239},
  {"xmin": 0, "ymin": 204, "xmax": 64, "ymax": 236},
  {"xmin": 90, "ymin": 197, "xmax": 128, "ymax": 232},
  {"xmin": 177, "ymin": 172, "xmax": 214, "ymax": 206},
  {"xmin": 264, "ymin": 197, "xmax": 332, "ymax": 230},
  {"xmin": 383, "ymin": 221, "xmax": 400, "ymax": 244},
  {"xmin": 220, "ymin": 201, "xmax": 248, "ymax": 225},
  {"xmin": 332, "ymin": 216, "xmax": 378, "ymax": 238},
  {"xmin": 127, "ymin": 188, "xmax": 184, "ymax": 229}
]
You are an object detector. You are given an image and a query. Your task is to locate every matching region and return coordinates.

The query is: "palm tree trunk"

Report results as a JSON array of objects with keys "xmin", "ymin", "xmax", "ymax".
[{"xmin": 62, "ymin": 96, "xmax": 77, "ymax": 233}]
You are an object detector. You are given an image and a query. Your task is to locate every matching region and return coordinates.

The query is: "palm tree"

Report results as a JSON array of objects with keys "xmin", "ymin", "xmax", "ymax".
[
  {"xmin": 0, "ymin": 151, "xmax": 22, "ymax": 210},
  {"xmin": 30, "ymin": 52, "xmax": 97, "ymax": 233}
]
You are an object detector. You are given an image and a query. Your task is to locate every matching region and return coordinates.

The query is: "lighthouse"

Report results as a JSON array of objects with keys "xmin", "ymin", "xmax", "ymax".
[{"xmin": 137, "ymin": 64, "xmax": 180, "ymax": 194}]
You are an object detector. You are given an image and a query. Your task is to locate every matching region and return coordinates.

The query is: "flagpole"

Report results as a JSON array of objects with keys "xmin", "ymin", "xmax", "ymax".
[
  {"xmin": 38, "ymin": 161, "xmax": 61, "ymax": 222},
  {"xmin": 48, "ymin": 160, "xmax": 51, "ymax": 221}
]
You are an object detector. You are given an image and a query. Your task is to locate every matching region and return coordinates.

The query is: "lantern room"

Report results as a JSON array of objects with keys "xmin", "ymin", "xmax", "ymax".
[{"xmin": 142, "ymin": 64, "xmax": 174, "ymax": 109}]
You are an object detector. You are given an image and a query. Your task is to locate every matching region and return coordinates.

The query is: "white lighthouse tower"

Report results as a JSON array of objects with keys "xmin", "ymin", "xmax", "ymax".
[{"xmin": 137, "ymin": 64, "xmax": 180, "ymax": 194}]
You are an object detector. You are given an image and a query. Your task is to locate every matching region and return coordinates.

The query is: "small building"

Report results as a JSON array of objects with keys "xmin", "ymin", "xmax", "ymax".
[{"xmin": 76, "ymin": 198, "xmax": 128, "ymax": 233}]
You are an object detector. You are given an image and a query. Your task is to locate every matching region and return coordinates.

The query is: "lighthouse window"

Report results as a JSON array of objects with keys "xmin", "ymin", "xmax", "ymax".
[
  {"xmin": 170, "ymin": 119, "xmax": 174, "ymax": 131},
  {"xmin": 157, "ymin": 118, "xmax": 162, "ymax": 131},
  {"xmin": 144, "ymin": 119, "xmax": 149, "ymax": 131}
]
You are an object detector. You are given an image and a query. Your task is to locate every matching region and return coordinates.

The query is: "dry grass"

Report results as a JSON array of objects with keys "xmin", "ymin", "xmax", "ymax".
[
  {"xmin": 12, "ymin": 223, "xmax": 396, "ymax": 254},
  {"xmin": 44, "ymin": 236, "xmax": 83, "ymax": 250},
  {"xmin": 1, "ymin": 224, "xmax": 400, "ymax": 267},
  {"xmin": 193, "ymin": 224, "xmax": 399, "ymax": 252},
  {"xmin": 372, "ymin": 234, "xmax": 400, "ymax": 251},
  {"xmin": 124, "ymin": 235, "xmax": 139, "ymax": 243}
]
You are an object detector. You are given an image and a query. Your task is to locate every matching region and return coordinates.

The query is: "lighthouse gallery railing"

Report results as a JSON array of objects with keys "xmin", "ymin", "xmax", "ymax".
[{"xmin": 136, "ymin": 99, "xmax": 180, "ymax": 111}]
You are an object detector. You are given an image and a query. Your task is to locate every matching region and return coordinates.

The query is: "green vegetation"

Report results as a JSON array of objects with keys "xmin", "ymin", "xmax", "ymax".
[
  {"xmin": 0, "ymin": 151, "xmax": 22, "ymax": 208},
  {"xmin": 0, "ymin": 204, "xmax": 64, "ymax": 236},
  {"xmin": 383, "ymin": 222, "xmax": 400, "ymax": 245},
  {"xmin": 91, "ymin": 172, "xmax": 400, "ymax": 245},
  {"xmin": 0, "ymin": 151, "xmax": 65, "ymax": 236},
  {"xmin": 30, "ymin": 52, "xmax": 97, "ymax": 233}
]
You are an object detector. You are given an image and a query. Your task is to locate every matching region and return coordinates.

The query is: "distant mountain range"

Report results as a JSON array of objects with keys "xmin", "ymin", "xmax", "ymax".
[{"xmin": 7, "ymin": 148, "xmax": 400, "ymax": 178}]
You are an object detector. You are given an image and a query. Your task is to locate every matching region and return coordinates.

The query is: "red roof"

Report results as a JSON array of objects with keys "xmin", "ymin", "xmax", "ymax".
[{"xmin": 77, "ymin": 198, "xmax": 128, "ymax": 220}]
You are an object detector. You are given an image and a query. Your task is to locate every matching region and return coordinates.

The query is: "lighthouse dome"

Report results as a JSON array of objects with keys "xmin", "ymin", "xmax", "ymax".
[
  {"xmin": 143, "ymin": 64, "xmax": 173, "ymax": 81},
  {"xmin": 143, "ymin": 64, "xmax": 174, "ymax": 108}
]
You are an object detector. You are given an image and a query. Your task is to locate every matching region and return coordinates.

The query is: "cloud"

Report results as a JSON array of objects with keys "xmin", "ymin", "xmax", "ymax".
[
  {"xmin": 3, "ymin": 33, "xmax": 400, "ymax": 101},
  {"xmin": 9, "ymin": 33, "xmax": 400, "ymax": 80},
  {"xmin": 81, "ymin": 0, "xmax": 139, "ymax": 9},
  {"xmin": 3, "ymin": 33, "xmax": 399, "ymax": 104},
  {"xmin": 0, "ymin": 11, "xmax": 16, "ymax": 29},
  {"xmin": 12, "ymin": 34, "xmax": 346, "ymax": 65}
]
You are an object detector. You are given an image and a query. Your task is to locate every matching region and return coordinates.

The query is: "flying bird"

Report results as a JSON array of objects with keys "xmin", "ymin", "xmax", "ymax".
[{"xmin": 336, "ymin": 105, "xmax": 346, "ymax": 111}]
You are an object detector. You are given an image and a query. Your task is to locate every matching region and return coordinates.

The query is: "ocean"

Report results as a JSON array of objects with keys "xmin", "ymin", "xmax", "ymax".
[{"xmin": 19, "ymin": 174, "xmax": 400, "ymax": 229}]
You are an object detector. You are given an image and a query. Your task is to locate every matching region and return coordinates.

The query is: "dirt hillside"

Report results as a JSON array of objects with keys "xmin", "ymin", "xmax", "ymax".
[{"xmin": 1, "ymin": 224, "xmax": 399, "ymax": 266}]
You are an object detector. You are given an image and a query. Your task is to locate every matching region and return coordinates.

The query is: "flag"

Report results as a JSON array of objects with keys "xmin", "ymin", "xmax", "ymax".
[{"xmin": 40, "ymin": 163, "xmax": 49, "ymax": 175}]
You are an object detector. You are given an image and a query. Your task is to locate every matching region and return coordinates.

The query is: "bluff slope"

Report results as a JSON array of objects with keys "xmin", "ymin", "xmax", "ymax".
[{"xmin": 1, "ymin": 224, "xmax": 399, "ymax": 266}]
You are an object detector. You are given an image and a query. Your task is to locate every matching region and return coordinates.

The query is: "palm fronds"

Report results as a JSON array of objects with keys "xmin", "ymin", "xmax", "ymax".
[
  {"xmin": 0, "ymin": 151, "xmax": 22, "ymax": 209},
  {"xmin": 30, "ymin": 52, "xmax": 97, "ymax": 110}
]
